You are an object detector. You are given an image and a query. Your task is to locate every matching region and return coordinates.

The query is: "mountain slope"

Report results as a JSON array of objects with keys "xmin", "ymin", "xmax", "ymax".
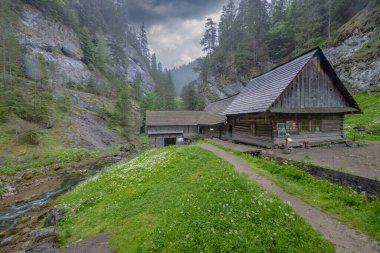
[
  {"xmin": 0, "ymin": 1, "xmax": 157, "ymax": 154},
  {"xmin": 171, "ymin": 60, "xmax": 200, "ymax": 95},
  {"xmin": 324, "ymin": 1, "xmax": 380, "ymax": 90},
  {"xmin": 198, "ymin": 0, "xmax": 379, "ymax": 103}
]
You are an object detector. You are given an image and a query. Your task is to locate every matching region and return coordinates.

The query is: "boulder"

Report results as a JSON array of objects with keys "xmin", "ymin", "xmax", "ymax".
[
  {"xmin": 44, "ymin": 208, "xmax": 66, "ymax": 227},
  {"xmin": 30, "ymin": 227, "xmax": 56, "ymax": 243},
  {"xmin": 61, "ymin": 41, "xmax": 82, "ymax": 60},
  {"xmin": 0, "ymin": 236, "xmax": 14, "ymax": 246},
  {"xmin": 26, "ymin": 240, "xmax": 59, "ymax": 253}
]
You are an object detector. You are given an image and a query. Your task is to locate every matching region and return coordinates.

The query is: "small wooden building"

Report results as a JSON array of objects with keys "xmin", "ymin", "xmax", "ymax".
[
  {"xmin": 146, "ymin": 111, "xmax": 227, "ymax": 147},
  {"xmin": 201, "ymin": 94, "xmax": 238, "ymax": 139},
  {"xmin": 224, "ymin": 47, "xmax": 360, "ymax": 148}
]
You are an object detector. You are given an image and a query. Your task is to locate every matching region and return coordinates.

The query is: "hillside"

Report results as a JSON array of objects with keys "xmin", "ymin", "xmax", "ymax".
[
  {"xmin": 198, "ymin": 0, "xmax": 380, "ymax": 103},
  {"xmin": 0, "ymin": 0, "xmax": 161, "ymax": 163},
  {"xmin": 55, "ymin": 146, "xmax": 334, "ymax": 252},
  {"xmin": 171, "ymin": 60, "xmax": 200, "ymax": 95},
  {"xmin": 344, "ymin": 92, "xmax": 380, "ymax": 140}
]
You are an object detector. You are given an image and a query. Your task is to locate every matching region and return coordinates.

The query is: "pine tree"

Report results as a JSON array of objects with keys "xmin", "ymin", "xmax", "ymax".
[
  {"xmin": 219, "ymin": 0, "xmax": 237, "ymax": 49},
  {"xmin": 80, "ymin": 27, "xmax": 95, "ymax": 67},
  {"xmin": 131, "ymin": 74, "xmax": 143, "ymax": 102},
  {"xmin": 181, "ymin": 81, "xmax": 197, "ymax": 110},
  {"xmin": 272, "ymin": 0, "xmax": 288, "ymax": 24},
  {"xmin": 114, "ymin": 79, "xmax": 134, "ymax": 137},
  {"xmin": 138, "ymin": 22, "xmax": 150, "ymax": 61},
  {"xmin": 94, "ymin": 32, "xmax": 112, "ymax": 69},
  {"xmin": 164, "ymin": 71, "xmax": 176, "ymax": 110},
  {"xmin": 201, "ymin": 18, "xmax": 218, "ymax": 54},
  {"xmin": 150, "ymin": 53, "xmax": 158, "ymax": 77}
]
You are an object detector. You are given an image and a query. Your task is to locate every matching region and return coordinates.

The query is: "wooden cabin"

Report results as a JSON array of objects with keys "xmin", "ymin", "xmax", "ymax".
[
  {"xmin": 224, "ymin": 47, "xmax": 361, "ymax": 148},
  {"xmin": 201, "ymin": 94, "xmax": 238, "ymax": 139},
  {"xmin": 146, "ymin": 111, "xmax": 227, "ymax": 147}
]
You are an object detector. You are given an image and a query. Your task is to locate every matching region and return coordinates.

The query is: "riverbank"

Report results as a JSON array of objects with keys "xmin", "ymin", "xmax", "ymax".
[{"xmin": 0, "ymin": 145, "xmax": 136, "ymax": 252}]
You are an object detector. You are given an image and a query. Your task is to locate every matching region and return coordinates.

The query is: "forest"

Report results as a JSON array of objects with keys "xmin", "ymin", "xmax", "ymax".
[
  {"xmin": 184, "ymin": 0, "xmax": 379, "ymax": 102},
  {"xmin": 0, "ymin": 0, "xmax": 181, "ymax": 142},
  {"xmin": 0, "ymin": 1, "xmax": 379, "ymax": 252}
]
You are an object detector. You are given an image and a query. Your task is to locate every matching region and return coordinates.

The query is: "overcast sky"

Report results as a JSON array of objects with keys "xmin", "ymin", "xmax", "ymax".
[{"xmin": 125, "ymin": 0, "xmax": 228, "ymax": 69}]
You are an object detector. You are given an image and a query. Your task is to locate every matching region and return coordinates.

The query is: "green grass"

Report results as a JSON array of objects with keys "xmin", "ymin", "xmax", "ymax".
[
  {"xmin": 206, "ymin": 140, "xmax": 380, "ymax": 240},
  {"xmin": 56, "ymin": 146, "xmax": 334, "ymax": 252},
  {"xmin": 0, "ymin": 148, "xmax": 103, "ymax": 175},
  {"xmin": 0, "ymin": 89, "xmax": 121, "ymax": 175},
  {"xmin": 344, "ymin": 92, "xmax": 380, "ymax": 141}
]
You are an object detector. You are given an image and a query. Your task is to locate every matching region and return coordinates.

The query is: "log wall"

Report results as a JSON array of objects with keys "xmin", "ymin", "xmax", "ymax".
[
  {"xmin": 273, "ymin": 114, "xmax": 344, "ymax": 146},
  {"xmin": 231, "ymin": 113, "xmax": 274, "ymax": 148},
  {"xmin": 272, "ymin": 56, "xmax": 349, "ymax": 109}
]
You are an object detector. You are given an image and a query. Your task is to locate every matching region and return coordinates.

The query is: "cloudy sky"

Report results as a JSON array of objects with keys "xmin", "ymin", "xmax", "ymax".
[{"xmin": 125, "ymin": 0, "xmax": 228, "ymax": 69}]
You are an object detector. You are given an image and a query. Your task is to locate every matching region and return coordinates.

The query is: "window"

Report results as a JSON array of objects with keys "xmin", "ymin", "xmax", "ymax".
[
  {"xmin": 286, "ymin": 121, "xmax": 297, "ymax": 130},
  {"xmin": 300, "ymin": 120, "xmax": 309, "ymax": 132},
  {"xmin": 300, "ymin": 119, "xmax": 321, "ymax": 132},
  {"xmin": 311, "ymin": 119, "xmax": 321, "ymax": 132},
  {"xmin": 276, "ymin": 122, "xmax": 286, "ymax": 137}
]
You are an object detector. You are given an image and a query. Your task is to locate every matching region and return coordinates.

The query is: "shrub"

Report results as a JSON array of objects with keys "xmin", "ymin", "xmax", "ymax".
[{"xmin": 23, "ymin": 128, "xmax": 41, "ymax": 145}]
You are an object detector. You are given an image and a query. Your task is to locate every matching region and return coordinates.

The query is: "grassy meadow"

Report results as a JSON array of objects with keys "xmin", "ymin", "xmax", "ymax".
[
  {"xmin": 55, "ymin": 146, "xmax": 334, "ymax": 252},
  {"xmin": 344, "ymin": 92, "xmax": 380, "ymax": 141},
  {"xmin": 207, "ymin": 141, "xmax": 380, "ymax": 240}
]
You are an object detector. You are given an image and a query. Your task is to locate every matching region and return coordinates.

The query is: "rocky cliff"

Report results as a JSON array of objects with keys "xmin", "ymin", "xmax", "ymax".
[
  {"xmin": 10, "ymin": 4, "xmax": 156, "ymax": 148},
  {"xmin": 324, "ymin": 3, "xmax": 380, "ymax": 90},
  {"xmin": 17, "ymin": 5, "xmax": 155, "ymax": 96}
]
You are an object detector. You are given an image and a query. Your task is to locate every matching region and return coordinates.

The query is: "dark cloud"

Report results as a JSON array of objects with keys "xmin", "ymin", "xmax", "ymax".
[
  {"xmin": 126, "ymin": 0, "xmax": 225, "ymax": 25},
  {"xmin": 124, "ymin": 0, "xmax": 228, "ymax": 68}
]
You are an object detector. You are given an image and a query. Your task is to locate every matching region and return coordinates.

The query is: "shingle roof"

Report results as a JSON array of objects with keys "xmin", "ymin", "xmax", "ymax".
[
  {"xmin": 198, "ymin": 112, "xmax": 226, "ymax": 125},
  {"xmin": 146, "ymin": 111, "xmax": 203, "ymax": 126},
  {"xmin": 146, "ymin": 111, "xmax": 226, "ymax": 126},
  {"xmin": 269, "ymin": 107, "xmax": 359, "ymax": 114},
  {"xmin": 204, "ymin": 94, "xmax": 238, "ymax": 115},
  {"xmin": 225, "ymin": 49, "xmax": 318, "ymax": 115},
  {"xmin": 147, "ymin": 94, "xmax": 237, "ymax": 127}
]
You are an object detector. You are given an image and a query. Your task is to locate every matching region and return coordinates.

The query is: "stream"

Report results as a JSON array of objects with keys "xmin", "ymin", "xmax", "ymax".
[{"xmin": 0, "ymin": 155, "xmax": 125, "ymax": 231}]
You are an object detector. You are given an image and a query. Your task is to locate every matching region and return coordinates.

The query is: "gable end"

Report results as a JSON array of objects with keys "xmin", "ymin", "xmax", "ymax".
[{"xmin": 270, "ymin": 50, "xmax": 360, "ymax": 113}]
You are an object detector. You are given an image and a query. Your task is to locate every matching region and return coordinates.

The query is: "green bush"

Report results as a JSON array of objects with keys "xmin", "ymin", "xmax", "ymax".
[{"xmin": 23, "ymin": 128, "xmax": 41, "ymax": 145}]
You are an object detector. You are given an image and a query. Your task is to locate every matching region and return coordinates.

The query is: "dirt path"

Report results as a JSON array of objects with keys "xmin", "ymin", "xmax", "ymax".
[{"xmin": 198, "ymin": 143, "xmax": 380, "ymax": 253}]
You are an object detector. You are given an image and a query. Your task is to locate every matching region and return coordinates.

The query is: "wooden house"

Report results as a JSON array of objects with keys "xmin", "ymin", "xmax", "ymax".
[
  {"xmin": 224, "ymin": 47, "xmax": 360, "ymax": 148},
  {"xmin": 201, "ymin": 94, "xmax": 238, "ymax": 139},
  {"xmin": 146, "ymin": 110, "xmax": 227, "ymax": 147}
]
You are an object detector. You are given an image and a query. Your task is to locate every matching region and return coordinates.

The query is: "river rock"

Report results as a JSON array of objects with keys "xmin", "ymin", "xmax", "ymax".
[
  {"xmin": 30, "ymin": 227, "xmax": 56, "ymax": 243},
  {"xmin": 44, "ymin": 208, "xmax": 66, "ymax": 227},
  {"xmin": 26, "ymin": 240, "xmax": 59, "ymax": 253},
  {"xmin": 0, "ymin": 235, "xmax": 14, "ymax": 246}
]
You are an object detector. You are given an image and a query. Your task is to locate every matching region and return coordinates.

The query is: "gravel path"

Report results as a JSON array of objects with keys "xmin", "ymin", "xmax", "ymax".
[{"xmin": 198, "ymin": 143, "xmax": 380, "ymax": 253}]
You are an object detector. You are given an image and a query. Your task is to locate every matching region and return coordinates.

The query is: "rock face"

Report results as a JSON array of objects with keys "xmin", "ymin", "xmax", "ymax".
[
  {"xmin": 16, "ymin": 5, "xmax": 155, "ymax": 94},
  {"xmin": 202, "ymin": 76, "xmax": 244, "ymax": 105},
  {"xmin": 324, "ymin": 29, "xmax": 380, "ymax": 90},
  {"xmin": 17, "ymin": 6, "xmax": 90, "ymax": 97},
  {"xmin": 10, "ymin": 4, "xmax": 154, "ymax": 148}
]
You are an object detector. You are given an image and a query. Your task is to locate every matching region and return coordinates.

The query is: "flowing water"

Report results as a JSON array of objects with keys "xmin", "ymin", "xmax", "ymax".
[
  {"xmin": 0, "ymin": 174, "xmax": 81, "ymax": 230},
  {"xmin": 0, "ymin": 155, "xmax": 124, "ymax": 230}
]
